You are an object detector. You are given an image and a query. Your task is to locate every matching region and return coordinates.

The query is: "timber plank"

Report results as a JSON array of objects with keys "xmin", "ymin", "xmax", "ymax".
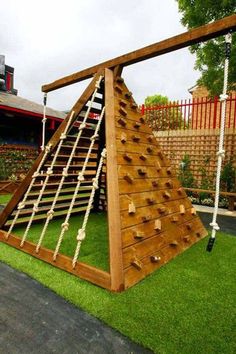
[
  {"xmin": 42, "ymin": 15, "xmax": 236, "ymax": 92},
  {"xmin": 0, "ymin": 230, "xmax": 111, "ymax": 290}
]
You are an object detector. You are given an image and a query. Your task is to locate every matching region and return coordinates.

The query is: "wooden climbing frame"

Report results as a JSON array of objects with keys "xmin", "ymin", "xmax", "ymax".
[{"xmin": 0, "ymin": 15, "xmax": 235, "ymax": 291}]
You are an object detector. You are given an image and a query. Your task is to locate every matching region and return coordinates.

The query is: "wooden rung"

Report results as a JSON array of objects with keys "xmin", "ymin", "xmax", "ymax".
[
  {"xmin": 137, "ymin": 168, "xmax": 147, "ymax": 176},
  {"xmin": 128, "ymin": 202, "xmax": 136, "ymax": 214},
  {"xmin": 119, "ymin": 100, "xmax": 127, "ymax": 107},
  {"xmin": 146, "ymin": 146, "xmax": 153, "ymax": 153},
  {"xmin": 154, "ymin": 219, "xmax": 161, "ymax": 231},
  {"xmin": 142, "ymin": 215, "xmax": 151, "ymax": 222},
  {"xmin": 139, "ymin": 154, "xmax": 147, "ymax": 161},
  {"xmin": 165, "ymin": 180, "xmax": 173, "ymax": 188},
  {"xmin": 118, "ymin": 117, "xmax": 127, "ymax": 126},
  {"xmin": 152, "ymin": 180, "xmax": 158, "ymax": 188},
  {"xmin": 133, "ymin": 231, "xmax": 145, "ymax": 240},
  {"xmin": 119, "ymin": 107, "xmax": 127, "ymax": 116},
  {"xmin": 132, "ymin": 135, "xmax": 140, "ymax": 142},
  {"xmin": 123, "ymin": 153, "xmax": 132, "ymax": 162},
  {"xmin": 115, "ymin": 84, "xmax": 122, "ymax": 93},
  {"xmin": 146, "ymin": 197, "xmax": 155, "ymax": 204},
  {"xmin": 124, "ymin": 173, "xmax": 134, "ymax": 184},
  {"xmin": 124, "ymin": 91, "xmax": 132, "ymax": 99},
  {"xmin": 133, "ymin": 121, "xmax": 141, "ymax": 129},
  {"xmin": 120, "ymin": 133, "xmax": 127, "ymax": 143},
  {"xmin": 180, "ymin": 204, "xmax": 185, "ymax": 215},
  {"xmin": 163, "ymin": 191, "xmax": 171, "ymax": 199},
  {"xmin": 150, "ymin": 255, "xmax": 161, "ymax": 263},
  {"xmin": 131, "ymin": 258, "xmax": 142, "ymax": 270}
]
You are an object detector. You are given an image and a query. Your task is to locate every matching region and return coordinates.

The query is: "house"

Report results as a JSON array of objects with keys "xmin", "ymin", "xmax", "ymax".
[{"xmin": 0, "ymin": 55, "xmax": 66, "ymax": 180}]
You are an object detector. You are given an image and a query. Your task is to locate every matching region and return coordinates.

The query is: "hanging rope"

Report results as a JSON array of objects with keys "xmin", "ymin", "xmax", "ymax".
[
  {"xmin": 35, "ymin": 76, "xmax": 103, "ymax": 253},
  {"xmin": 72, "ymin": 147, "xmax": 106, "ymax": 268},
  {"xmin": 53, "ymin": 105, "xmax": 105, "ymax": 260},
  {"xmin": 207, "ymin": 32, "xmax": 232, "ymax": 252},
  {"xmin": 20, "ymin": 110, "xmax": 75, "ymax": 247},
  {"xmin": 41, "ymin": 93, "xmax": 47, "ymax": 151}
]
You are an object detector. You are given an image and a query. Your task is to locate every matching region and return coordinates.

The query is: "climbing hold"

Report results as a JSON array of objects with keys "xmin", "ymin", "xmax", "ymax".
[
  {"xmin": 120, "ymin": 133, "xmax": 127, "ymax": 143},
  {"xmin": 167, "ymin": 167, "xmax": 172, "ymax": 175},
  {"xmin": 177, "ymin": 188, "xmax": 183, "ymax": 195},
  {"xmin": 158, "ymin": 151, "xmax": 164, "ymax": 160},
  {"xmin": 119, "ymin": 107, "xmax": 127, "ymax": 116},
  {"xmin": 119, "ymin": 99, "xmax": 127, "ymax": 107},
  {"xmin": 131, "ymin": 102, "xmax": 138, "ymax": 110},
  {"xmin": 147, "ymin": 135, "xmax": 154, "ymax": 142},
  {"xmin": 116, "ymin": 77, "xmax": 124, "ymax": 84},
  {"xmin": 139, "ymin": 154, "xmax": 147, "ymax": 161},
  {"xmin": 146, "ymin": 197, "xmax": 155, "ymax": 204},
  {"xmin": 179, "ymin": 204, "xmax": 185, "ymax": 215},
  {"xmin": 150, "ymin": 255, "xmax": 161, "ymax": 263},
  {"xmin": 115, "ymin": 84, "xmax": 122, "ymax": 93},
  {"xmin": 186, "ymin": 223, "xmax": 192, "ymax": 230},
  {"xmin": 137, "ymin": 168, "xmax": 147, "ymax": 176},
  {"xmin": 124, "ymin": 173, "xmax": 134, "ymax": 184},
  {"xmin": 152, "ymin": 180, "xmax": 159, "ymax": 188},
  {"xmin": 132, "ymin": 135, "xmax": 140, "ymax": 142},
  {"xmin": 142, "ymin": 215, "xmax": 151, "ymax": 222},
  {"xmin": 118, "ymin": 117, "xmax": 127, "ymax": 126},
  {"xmin": 125, "ymin": 91, "xmax": 132, "ymax": 99},
  {"xmin": 183, "ymin": 235, "xmax": 191, "ymax": 243},
  {"xmin": 154, "ymin": 219, "xmax": 162, "ymax": 231},
  {"xmin": 165, "ymin": 180, "xmax": 173, "ymax": 188},
  {"xmin": 139, "ymin": 116, "xmax": 145, "ymax": 123},
  {"xmin": 155, "ymin": 161, "xmax": 161, "ymax": 172},
  {"xmin": 133, "ymin": 231, "xmax": 145, "ymax": 240},
  {"xmin": 171, "ymin": 215, "xmax": 179, "ymax": 223},
  {"xmin": 123, "ymin": 153, "xmax": 132, "ymax": 162},
  {"xmin": 163, "ymin": 191, "xmax": 171, "ymax": 199},
  {"xmin": 131, "ymin": 258, "xmax": 143, "ymax": 270},
  {"xmin": 133, "ymin": 121, "xmax": 141, "ymax": 129},
  {"xmin": 170, "ymin": 241, "xmax": 178, "ymax": 247},
  {"xmin": 147, "ymin": 146, "xmax": 153, "ymax": 153},
  {"xmin": 128, "ymin": 202, "xmax": 136, "ymax": 214},
  {"xmin": 191, "ymin": 207, "xmax": 197, "ymax": 215},
  {"xmin": 158, "ymin": 206, "xmax": 166, "ymax": 214}
]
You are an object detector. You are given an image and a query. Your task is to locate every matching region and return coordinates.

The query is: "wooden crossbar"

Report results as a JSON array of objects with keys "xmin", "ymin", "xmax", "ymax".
[{"xmin": 42, "ymin": 14, "xmax": 236, "ymax": 93}]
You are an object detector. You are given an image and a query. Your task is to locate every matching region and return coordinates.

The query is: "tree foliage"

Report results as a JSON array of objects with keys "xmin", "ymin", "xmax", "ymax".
[{"xmin": 177, "ymin": 0, "xmax": 236, "ymax": 96}]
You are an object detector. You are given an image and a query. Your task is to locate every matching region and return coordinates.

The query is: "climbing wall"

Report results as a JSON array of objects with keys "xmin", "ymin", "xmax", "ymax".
[
  {"xmin": 113, "ymin": 77, "xmax": 207, "ymax": 289},
  {"xmin": 0, "ymin": 69, "xmax": 207, "ymax": 291}
]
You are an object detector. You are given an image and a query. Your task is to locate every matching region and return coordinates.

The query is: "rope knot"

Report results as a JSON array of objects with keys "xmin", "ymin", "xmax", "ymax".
[
  {"xmin": 32, "ymin": 172, "xmax": 39, "ymax": 178},
  {"xmin": 219, "ymin": 93, "xmax": 228, "ymax": 102},
  {"xmin": 77, "ymin": 229, "xmax": 86, "ymax": 241},
  {"xmin": 17, "ymin": 202, "xmax": 25, "ymax": 210},
  {"xmin": 217, "ymin": 149, "xmax": 225, "ymax": 158},
  {"xmin": 33, "ymin": 205, "xmax": 39, "ymax": 213},
  {"xmin": 62, "ymin": 168, "xmax": 68, "ymax": 177},
  {"xmin": 78, "ymin": 172, "xmax": 84, "ymax": 181},
  {"xmin": 210, "ymin": 222, "xmax": 220, "ymax": 231},
  {"xmin": 60, "ymin": 133, "xmax": 66, "ymax": 140},
  {"xmin": 47, "ymin": 209, "xmax": 54, "ymax": 219},
  {"xmin": 46, "ymin": 167, "xmax": 53, "ymax": 175},
  {"xmin": 45, "ymin": 144, "xmax": 52, "ymax": 153},
  {"xmin": 90, "ymin": 134, "xmax": 98, "ymax": 141},
  {"xmin": 79, "ymin": 123, "xmax": 86, "ymax": 130},
  {"xmin": 101, "ymin": 148, "xmax": 107, "ymax": 158},
  {"xmin": 92, "ymin": 178, "xmax": 98, "ymax": 189},
  {"xmin": 61, "ymin": 222, "xmax": 69, "ymax": 231}
]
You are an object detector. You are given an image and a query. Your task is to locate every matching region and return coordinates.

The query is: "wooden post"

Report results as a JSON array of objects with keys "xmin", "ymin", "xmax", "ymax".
[{"xmin": 105, "ymin": 68, "xmax": 124, "ymax": 291}]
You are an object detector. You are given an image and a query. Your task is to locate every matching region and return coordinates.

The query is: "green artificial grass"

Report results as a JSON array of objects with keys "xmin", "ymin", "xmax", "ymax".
[
  {"xmin": 0, "ymin": 194, "xmax": 12, "ymax": 204},
  {"xmin": 0, "ymin": 223, "xmax": 235, "ymax": 353}
]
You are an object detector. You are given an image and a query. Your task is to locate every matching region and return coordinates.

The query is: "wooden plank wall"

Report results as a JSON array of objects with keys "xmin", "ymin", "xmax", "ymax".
[{"xmin": 113, "ymin": 77, "xmax": 208, "ymax": 289}]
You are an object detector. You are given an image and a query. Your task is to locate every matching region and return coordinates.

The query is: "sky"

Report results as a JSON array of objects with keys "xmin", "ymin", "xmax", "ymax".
[{"xmin": 1, "ymin": 0, "xmax": 200, "ymax": 111}]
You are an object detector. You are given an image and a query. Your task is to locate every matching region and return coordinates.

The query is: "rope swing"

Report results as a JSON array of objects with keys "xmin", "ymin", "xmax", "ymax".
[
  {"xmin": 41, "ymin": 93, "xmax": 48, "ymax": 151},
  {"xmin": 207, "ymin": 31, "xmax": 232, "ymax": 252}
]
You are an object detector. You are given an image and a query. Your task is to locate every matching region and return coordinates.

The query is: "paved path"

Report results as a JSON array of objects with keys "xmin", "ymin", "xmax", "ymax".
[{"xmin": 0, "ymin": 262, "xmax": 152, "ymax": 354}]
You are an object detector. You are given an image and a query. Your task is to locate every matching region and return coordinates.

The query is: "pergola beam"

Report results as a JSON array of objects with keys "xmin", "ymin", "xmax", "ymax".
[{"xmin": 42, "ymin": 14, "xmax": 236, "ymax": 93}]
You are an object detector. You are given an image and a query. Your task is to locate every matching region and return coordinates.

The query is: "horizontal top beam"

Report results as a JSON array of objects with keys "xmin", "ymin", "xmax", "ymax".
[{"xmin": 42, "ymin": 14, "xmax": 236, "ymax": 93}]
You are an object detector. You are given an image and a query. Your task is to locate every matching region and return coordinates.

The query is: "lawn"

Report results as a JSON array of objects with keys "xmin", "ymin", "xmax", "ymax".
[
  {"xmin": 0, "ymin": 194, "xmax": 12, "ymax": 204},
  {"xmin": 0, "ymin": 216, "xmax": 235, "ymax": 353}
]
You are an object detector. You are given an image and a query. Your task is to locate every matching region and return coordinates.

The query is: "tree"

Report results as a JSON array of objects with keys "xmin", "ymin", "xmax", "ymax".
[
  {"xmin": 176, "ymin": 0, "xmax": 236, "ymax": 96},
  {"xmin": 144, "ymin": 94, "xmax": 184, "ymax": 131}
]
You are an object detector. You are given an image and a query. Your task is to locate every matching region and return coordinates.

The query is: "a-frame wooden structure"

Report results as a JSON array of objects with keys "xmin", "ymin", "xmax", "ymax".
[{"xmin": 0, "ymin": 15, "xmax": 235, "ymax": 291}]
